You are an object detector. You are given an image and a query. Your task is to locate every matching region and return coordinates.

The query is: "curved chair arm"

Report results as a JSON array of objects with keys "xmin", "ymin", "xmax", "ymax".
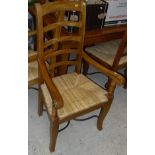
[
  {"xmin": 38, "ymin": 58, "xmax": 64, "ymax": 109},
  {"xmin": 82, "ymin": 51, "xmax": 125, "ymax": 85}
]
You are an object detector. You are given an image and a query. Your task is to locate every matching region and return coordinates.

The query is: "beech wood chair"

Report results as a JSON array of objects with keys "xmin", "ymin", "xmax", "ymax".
[
  {"xmin": 83, "ymin": 29, "xmax": 127, "ymax": 88},
  {"xmin": 35, "ymin": 1, "xmax": 125, "ymax": 152}
]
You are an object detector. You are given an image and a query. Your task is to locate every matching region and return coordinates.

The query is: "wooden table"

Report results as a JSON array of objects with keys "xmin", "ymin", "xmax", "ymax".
[{"xmin": 84, "ymin": 24, "xmax": 126, "ymax": 46}]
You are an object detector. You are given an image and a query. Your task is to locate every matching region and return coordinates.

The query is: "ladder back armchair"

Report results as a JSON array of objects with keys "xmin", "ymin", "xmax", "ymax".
[{"xmin": 35, "ymin": 1, "xmax": 125, "ymax": 152}]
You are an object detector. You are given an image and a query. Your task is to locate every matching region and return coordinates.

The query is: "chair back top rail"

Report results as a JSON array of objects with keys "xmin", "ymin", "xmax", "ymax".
[{"xmin": 42, "ymin": 1, "xmax": 82, "ymax": 16}]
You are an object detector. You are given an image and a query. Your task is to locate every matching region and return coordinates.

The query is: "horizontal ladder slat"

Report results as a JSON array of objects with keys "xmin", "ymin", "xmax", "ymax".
[
  {"xmin": 44, "ymin": 36, "xmax": 81, "ymax": 48},
  {"xmin": 44, "ymin": 49, "xmax": 79, "ymax": 59},
  {"xmin": 44, "ymin": 21, "xmax": 82, "ymax": 33},
  {"xmin": 49, "ymin": 61, "xmax": 78, "ymax": 70}
]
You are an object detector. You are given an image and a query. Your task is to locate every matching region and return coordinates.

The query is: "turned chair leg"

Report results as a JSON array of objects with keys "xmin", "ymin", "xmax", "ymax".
[
  {"xmin": 38, "ymin": 87, "xmax": 43, "ymax": 116},
  {"xmin": 49, "ymin": 118, "xmax": 59, "ymax": 152},
  {"xmin": 97, "ymin": 102, "xmax": 112, "ymax": 130}
]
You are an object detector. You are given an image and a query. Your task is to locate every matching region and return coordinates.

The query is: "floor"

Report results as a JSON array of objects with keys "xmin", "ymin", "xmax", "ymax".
[{"xmin": 28, "ymin": 66, "xmax": 127, "ymax": 155}]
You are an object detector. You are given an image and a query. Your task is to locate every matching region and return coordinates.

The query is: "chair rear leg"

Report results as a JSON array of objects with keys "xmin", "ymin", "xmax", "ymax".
[
  {"xmin": 82, "ymin": 59, "xmax": 89, "ymax": 75},
  {"xmin": 38, "ymin": 87, "xmax": 43, "ymax": 116},
  {"xmin": 97, "ymin": 102, "xmax": 111, "ymax": 130},
  {"xmin": 124, "ymin": 68, "xmax": 127, "ymax": 89},
  {"xmin": 49, "ymin": 118, "xmax": 59, "ymax": 152}
]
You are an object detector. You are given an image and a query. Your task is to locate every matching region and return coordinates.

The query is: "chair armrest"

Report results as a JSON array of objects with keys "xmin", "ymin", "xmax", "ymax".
[
  {"xmin": 82, "ymin": 51, "xmax": 125, "ymax": 85},
  {"xmin": 38, "ymin": 59, "xmax": 64, "ymax": 109}
]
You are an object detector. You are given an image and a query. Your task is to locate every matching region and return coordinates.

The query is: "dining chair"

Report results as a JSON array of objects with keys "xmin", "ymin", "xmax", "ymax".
[
  {"xmin": 35, "ymin": 1, "xmax": 125, "ymax": 152},
  {"xmin": 83, "ymin": 30, "xmax": 127, "ymax": 89}
]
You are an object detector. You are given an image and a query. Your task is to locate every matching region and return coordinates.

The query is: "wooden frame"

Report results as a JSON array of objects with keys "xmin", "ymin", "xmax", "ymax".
[{"xmin": 34, "ymin": 1, "xmax": 125, "ymax": 152}]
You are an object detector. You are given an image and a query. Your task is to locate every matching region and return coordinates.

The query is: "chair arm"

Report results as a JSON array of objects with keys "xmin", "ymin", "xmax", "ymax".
[
  {"xmin": 38, "ymin": 59, "xmax": 64, "ymax": 109},
  {"xmin": 82, "ymin": 51, "xmax": 125, "ymax": 85}
]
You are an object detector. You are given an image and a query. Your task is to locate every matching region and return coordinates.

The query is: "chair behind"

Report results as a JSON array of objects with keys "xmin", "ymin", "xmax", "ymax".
[{"xmin": 83, "ymin": 29, "xmax": 127, "ymax": 89}]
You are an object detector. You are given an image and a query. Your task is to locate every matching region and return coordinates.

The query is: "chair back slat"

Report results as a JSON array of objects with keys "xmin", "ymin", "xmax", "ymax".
[
  {"xmin": 44, "ymin": 36, "xmax": 81, "ymax": 48},
  {"xmin": 44, "ymin": 49, "xmax": 79, "ymax": 60},
  {"xmin": 44, "ymin": 21, "xmax": 82, "ymax": 33},
  {"xmin": 49, "ymin": 61, "xmax": 78, "ymax": 70}
]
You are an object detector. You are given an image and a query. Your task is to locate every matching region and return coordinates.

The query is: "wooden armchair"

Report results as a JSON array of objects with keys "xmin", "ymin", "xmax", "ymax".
[
  {"xmin": 83, "ymin": 29, "xmax": 127, "ymax": 88},
  {"xmin": 35, "ymin": 1, "xmax": 125, "ymax": 152}
]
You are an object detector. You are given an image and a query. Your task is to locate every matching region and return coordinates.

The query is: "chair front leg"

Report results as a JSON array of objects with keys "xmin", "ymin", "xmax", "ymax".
[
  {"xmin": 49, "ymin": 116, "xmax": 59, "ymax": 152},
  {"xmin": 124, "ymin": 68, "xmax": 127, "ymax": 89},
  {"xmin": 97, "ymin": 102, "xmax": 112, "ymax": 130}
]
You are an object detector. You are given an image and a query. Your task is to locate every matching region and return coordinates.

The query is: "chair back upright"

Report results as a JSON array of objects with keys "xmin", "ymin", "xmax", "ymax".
[{"xmin": 112, "ymin": 30, "xmax": 127, "ymax": 70}]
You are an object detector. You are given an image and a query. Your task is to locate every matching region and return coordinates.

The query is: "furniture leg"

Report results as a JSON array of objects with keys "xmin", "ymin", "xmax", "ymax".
[
  {"xmin": 49, "ymin": 117, "xmax": 59, "ymax": 152},
  {"xmin": 124, "ymin": 68, "xmax": 127, "ymax": 89},
  {"xmin": 97, "ymin": 102, "xmax": 112, "ymax": 130},
  {"xmin": 82, "ymin": 59, "xmax": 89, "ymax": 75},
  {"xmin": 38, "ymin": 87, "xmax": 44, "ymax": 116}
]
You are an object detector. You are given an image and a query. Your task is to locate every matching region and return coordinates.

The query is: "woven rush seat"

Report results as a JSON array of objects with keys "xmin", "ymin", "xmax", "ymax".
[
  {"xmin": 41, "ymin": 72, "xmax": 108, "ymax": 120},
  {"xmin": 85, "ymin": 39, "xmax": 127, "ymax": 66},
  {"xmin": 28, "ymin": 61, "xmax": 38, "ymax": 86}
]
